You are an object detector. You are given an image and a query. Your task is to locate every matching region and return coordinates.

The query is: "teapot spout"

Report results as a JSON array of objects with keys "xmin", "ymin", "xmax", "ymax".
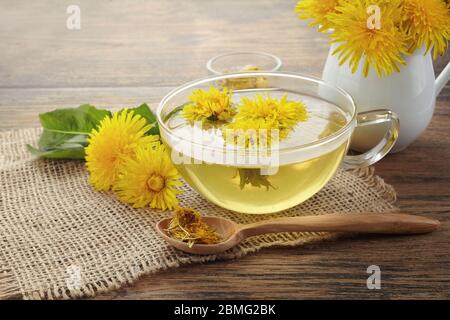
[{"xmin": 436, "ymin": 61, "xmax": 450, "ymax": 96}]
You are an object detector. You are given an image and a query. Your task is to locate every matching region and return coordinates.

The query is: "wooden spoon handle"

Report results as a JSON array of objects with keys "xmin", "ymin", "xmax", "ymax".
[{"xmin": 238, "ymin": 213, "xmax": 440, "ymax": 238}]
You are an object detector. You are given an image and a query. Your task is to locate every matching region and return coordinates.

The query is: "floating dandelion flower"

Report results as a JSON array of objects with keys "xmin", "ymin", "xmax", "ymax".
[
  {"xmin": 328, "ymin": 0, "xmax": 408, "ymax": 77},
  {"xmin": 224, "ymin": 118, "xmax": 276, "ymax": 148},
  {"xmin": 228, "ymin": 93, "xmax": 309, "ymax": 144},
  {"xmin": 85, "ymin": 110, "xmax": 159, "ymax": 191},
  {"xmin": 181, "ymin": 86, "xmax": 235, "ymax": 124},
  {"xmin": 401, "ymin": 0, "xmax": 450, "ymax": 59},
  {"xmin": 113, "ymin": 144, "xmax": 182, "ymax": 210},
  {"xmin": 223, "ymin": 94, "xmax": 308, "ymax": 190}
]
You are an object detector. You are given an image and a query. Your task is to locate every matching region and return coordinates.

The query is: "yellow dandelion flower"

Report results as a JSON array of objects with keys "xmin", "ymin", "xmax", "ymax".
[
  {"xmin": 236, "ymin": 94, "xmax": 308, "ymax": 136},
  {"xmin": 224, "ymin": 94, "xmax": 309, "ymax": 146},
  {"xmin": 181, "ymin": 86, "xmax": 235, "ymax": 124},
  {"xmin": 224, "ymin": 118, "xmax": 277, "ymax": 148},
  {"xmin": 295, "ymin": 0, "xmax": 341, "ymax": 32},
  {"xmin": 328, "ymin": 0, "xmax": 408, "ymax": 77},
  {"xmin": 401, "ymin": 0, "xmax": 450, "ymax": 59},
  {"xmin": 85, "ymin": 110, "xmax": 159, "ymax": 191},
  {"xmin": 113, "ymin": 144, "xmax": 182, "ymax": 210}
]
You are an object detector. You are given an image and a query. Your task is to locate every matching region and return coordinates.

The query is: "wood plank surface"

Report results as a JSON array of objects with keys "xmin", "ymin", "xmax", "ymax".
[{"xmin": 0, "ymin": 0, "xmax": 449, "ymax": 299}]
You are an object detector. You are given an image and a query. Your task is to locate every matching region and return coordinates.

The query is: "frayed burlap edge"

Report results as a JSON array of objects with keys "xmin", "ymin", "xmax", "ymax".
[
  {"xmin": 0, "ymin": 267, "xmax": 18, "ymax": 300},
  {"xmin": 0, "ymin": 165, "xmax": 397, "ymax": 300}
]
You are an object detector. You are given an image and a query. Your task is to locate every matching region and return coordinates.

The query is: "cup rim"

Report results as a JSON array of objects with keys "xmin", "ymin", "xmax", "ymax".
[
  {"xmin": 157, "ymin": 71, "xmax": 357, "ymax": 156},
  {"xmin": 206, "ymin": 51, "xmax": 283, "ymax": 75}
]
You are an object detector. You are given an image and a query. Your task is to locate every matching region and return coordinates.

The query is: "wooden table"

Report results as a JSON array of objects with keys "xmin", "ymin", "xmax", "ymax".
[{"xmin": 1, "ymin": 0, "xmax": 449, "ymax": 299}]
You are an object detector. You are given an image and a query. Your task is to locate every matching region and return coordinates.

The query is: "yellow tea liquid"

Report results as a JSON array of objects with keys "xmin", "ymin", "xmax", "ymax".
[{"xmin": 164, "ymin": 91, "xmax": 349, "ymax": 214}]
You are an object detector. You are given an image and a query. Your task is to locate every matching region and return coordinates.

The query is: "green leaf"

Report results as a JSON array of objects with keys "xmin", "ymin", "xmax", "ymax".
[
  {"xmin": 127, "ymin": 103, "xmax": 160, "ymax": 135},
  {"xmin": 31, "ymin": 130, "xmax": 88, "ymax": 159},
  {"xmin": 27, "ymin": 143, "xmax": 86, "ymax": 160},
  {"xmin": 28, "ymin": 104, "xmax": 111, "ymax": 160},
  {"xmin": 39, "ymin": 104, "xmax": 111, "ymax": 135},
  {"xmin": 37, "ymin": 129, "xmax": 88, "ymax": 149}
]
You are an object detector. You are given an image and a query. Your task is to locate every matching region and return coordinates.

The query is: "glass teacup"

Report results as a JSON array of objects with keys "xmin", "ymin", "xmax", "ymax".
[
  {"xmin": 206, "ymin": 51, "xmax": 282, "ymax": 75},
  {"xmin": 157, "ymin": 72, "xmax": 399, "ymax": 214},
  {"xmin": 206, "ymin": 52, "xmax": 282, "ymax": 89}
]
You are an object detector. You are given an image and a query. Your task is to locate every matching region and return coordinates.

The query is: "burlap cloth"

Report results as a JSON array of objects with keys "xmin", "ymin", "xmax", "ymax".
[{"xmin": 0, "ymin": 128, "xmax": 397, "ymax": 300}]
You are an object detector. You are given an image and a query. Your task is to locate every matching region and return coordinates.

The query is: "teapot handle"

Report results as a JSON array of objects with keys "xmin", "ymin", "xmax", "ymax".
[
  {"xmin": 436, "ymin": 61, "xmax": 450, "ymax": 96},
  {"xmin": 343, "ymin": 109, "xmax": 399, "ymax": 169}
]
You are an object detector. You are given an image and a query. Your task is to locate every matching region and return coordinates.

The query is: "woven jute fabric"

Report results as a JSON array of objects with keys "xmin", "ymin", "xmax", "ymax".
[{"xmin": 0, "ymin": 128, "xmax": 397, "ymax": 300}]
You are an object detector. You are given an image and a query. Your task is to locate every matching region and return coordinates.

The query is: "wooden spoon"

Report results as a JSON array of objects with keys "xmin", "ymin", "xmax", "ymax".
[{"xmin": 156, "ymin": 213, "xmax": 440, "ymax": 255}]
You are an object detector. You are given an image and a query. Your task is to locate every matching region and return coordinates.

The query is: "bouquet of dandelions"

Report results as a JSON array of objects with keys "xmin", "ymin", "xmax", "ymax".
[
  {"xmin": 294, "ymin": 0, "xmax": 450, "ymax": 77},
  {"xmin": 28, "ymin": 104, "xmax": 182, "ymax": 211}
]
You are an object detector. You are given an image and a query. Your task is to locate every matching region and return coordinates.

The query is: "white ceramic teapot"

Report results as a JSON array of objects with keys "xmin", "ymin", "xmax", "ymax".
[{"xmin": 322, "ymin": 43, "xmax": 450, "ymax": 153}]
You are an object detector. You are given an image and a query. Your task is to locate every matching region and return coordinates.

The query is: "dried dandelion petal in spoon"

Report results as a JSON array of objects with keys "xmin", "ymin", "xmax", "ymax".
[{"xmin": 166, "ymin": 208, "xmax": 223, "ymax": 247}]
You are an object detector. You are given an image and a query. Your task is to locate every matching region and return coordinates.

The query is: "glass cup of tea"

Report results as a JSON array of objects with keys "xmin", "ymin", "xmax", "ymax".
[
  {"xmin": 157, "ymin": 72, "xmax": 399, "ymax": 214},
  {"xmin": 206, "ymin": 51, "xmax": 282, "ymax": 74},
  {"xmin": 206, "ymin": 52, "xmax": 282, "ymax": 89}
]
